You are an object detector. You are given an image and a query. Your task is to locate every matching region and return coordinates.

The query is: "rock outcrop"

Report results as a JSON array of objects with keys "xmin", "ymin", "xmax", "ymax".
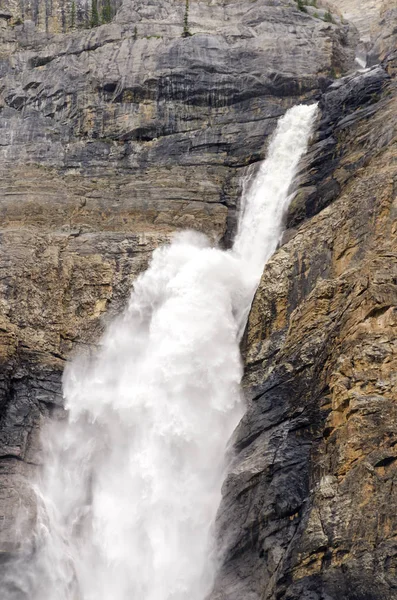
[
  {"xmin": 211, "ymin": 49, "xmax": 397, "ymax": 600},
  {"xmin": 327, "ymin": 0, "xmax": 397, "ymax": 65}
]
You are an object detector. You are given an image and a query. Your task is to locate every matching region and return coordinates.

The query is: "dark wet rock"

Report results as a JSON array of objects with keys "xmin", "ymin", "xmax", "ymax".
[
  {"xmin": 211, "ymin": 49, "xmax": 397, "ymax": 600},
  {"xmin": 287, "ymin": 65, "xmax": 390, "ymax": 228}
]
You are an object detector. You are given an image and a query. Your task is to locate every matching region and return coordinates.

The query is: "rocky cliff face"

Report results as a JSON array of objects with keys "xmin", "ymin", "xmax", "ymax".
[
  {"xmin": 327, "ymin": 0, "xmax": 397, "ymax": 64},
  {"xmin": 0, "ymin": 0, "xmax": 396, "ymax": 598},
  {"xmin": 0, "ymin": 0, "xmax": 358, "ymax": 559},
  {"xmin": 211, "ymin": 47, "xmax": 397, "ymax": 600}
]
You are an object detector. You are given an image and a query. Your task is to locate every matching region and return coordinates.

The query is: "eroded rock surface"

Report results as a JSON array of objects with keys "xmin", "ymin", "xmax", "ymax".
[
  {"xmin": 211, "ymin": 52, "xmax": 397, "ymax": 600},
  {"xmin": 1, "ymin": 0, "xmax": 396, "ymax": 597},
  {"xmin": 0, "ymin": 0, "xmax": 359, "ymax": 561},
  {"xmin": 328, "ymin": 0, "xmax": 397, "ymax": 64}
]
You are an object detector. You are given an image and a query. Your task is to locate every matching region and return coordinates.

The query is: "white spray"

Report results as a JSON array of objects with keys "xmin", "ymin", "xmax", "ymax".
[{"xmin": 5, "ymin": 103, "xmax": 317, "ymax": 600}]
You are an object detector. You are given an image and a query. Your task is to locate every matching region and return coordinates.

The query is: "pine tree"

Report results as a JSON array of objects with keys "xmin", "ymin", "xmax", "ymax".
[
  {"xmin": 297, "ymin": 0, "xmax": 307, "ymax": 12},
  {"xmin": 101, "ymin": 0, "xmax": 112, "ymax": 24},
  {"xmin": 90, "ymin": 0, "xmax": 99, "ymax": 27},
  {"xmin": 182, "ymin": 0, "xmax": 191, "ymax": 37},
  {"xmin": 71, "ymin": 0, "xmax": 76, "ymax": 28}
]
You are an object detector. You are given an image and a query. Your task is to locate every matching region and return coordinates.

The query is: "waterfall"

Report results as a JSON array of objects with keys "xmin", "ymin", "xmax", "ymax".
[{"xmin": 4, "ymin": 103, "xmax": 317, "ymax": 600}]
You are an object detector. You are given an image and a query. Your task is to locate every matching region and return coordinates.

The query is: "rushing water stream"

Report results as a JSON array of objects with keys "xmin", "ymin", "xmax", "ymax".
[{"xmin": 4, "ymin": 103, "xmax": 317, "ymax": 600}]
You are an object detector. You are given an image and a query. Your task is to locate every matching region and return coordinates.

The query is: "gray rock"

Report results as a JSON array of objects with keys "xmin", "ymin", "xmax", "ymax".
[
  {"xmin": 210, "ymin": 52, "xmax": 397, "ymax": 600},
  {"xmin": 1, "ymin": 1, "xmax": 396, "ymax": 599},
  {"xmin": 0, "ymin": 0, "xmax": 359, "ymax": 564}
]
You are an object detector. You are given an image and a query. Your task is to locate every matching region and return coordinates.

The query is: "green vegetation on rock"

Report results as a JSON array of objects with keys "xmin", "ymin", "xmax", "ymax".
[
  {"xmin": 71, "ymin": 0, "xmax": 76, "ymax": 28},
  {"xmin": 90, "ymin": 0, "xmax": 99, "ymax": 27},
  {"xmin": 297, "ymin": 0, "xmax": 307, "ymax": 12},
  {"xmin": 182, "ymin": 0, "xmax": 191, "ymax": 37},
  {"xmin": 101, "ymin": 0, "xmax": 112, "ymax": 24}
]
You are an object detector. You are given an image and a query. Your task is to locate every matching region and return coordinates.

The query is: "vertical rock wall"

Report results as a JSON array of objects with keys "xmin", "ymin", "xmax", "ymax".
[
  {"xmin": 0, "ymin": 0, "xmax": 358, "ymax": 564},
  {"xmin": 211, "ymin": 49, "xmax": 397, "ymax": 600}
]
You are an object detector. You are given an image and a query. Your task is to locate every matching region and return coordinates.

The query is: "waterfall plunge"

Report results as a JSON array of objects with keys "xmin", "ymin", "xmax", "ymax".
[{"xmin": 6, "ymin": 103, "xmax": 317, "ymax": 600}]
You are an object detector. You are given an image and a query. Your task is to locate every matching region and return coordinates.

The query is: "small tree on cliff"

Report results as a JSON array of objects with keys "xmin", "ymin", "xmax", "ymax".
[
  {"xmin": 90, "ymin": 0, "xmax": 99, "ymax": 27},
  {"xmin": 182, "ymin": 0, "xmax": 191, "ymax": 37},
  {"xmin": 71, "ymin": 0, "xmax": 76, "ymax": 28},
  {"xmin": 102, "ymin": 0, "xmax": 112, "ymax": 24}
]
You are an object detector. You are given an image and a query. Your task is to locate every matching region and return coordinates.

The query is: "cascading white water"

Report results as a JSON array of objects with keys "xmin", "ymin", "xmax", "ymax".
[
  {"xmin": 233, "ymin": 104, "xmax": 318, "ymax": 328},
  {"xmin": 5, "ymin": 103, "xmax": 317, "ymax": 600}
]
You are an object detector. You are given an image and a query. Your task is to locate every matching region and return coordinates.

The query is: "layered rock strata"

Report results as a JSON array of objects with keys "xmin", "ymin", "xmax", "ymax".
[
  {"xmin": 0, "ymin": 0, "xmax": 358, "ymax": 559},
  {"xmin": 212, "ymin": 52, "xmax": 397, "ymax": 600},
  {"xmin": 2, "ymin": 0, "xmax": 397, "ymax": 597}
]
